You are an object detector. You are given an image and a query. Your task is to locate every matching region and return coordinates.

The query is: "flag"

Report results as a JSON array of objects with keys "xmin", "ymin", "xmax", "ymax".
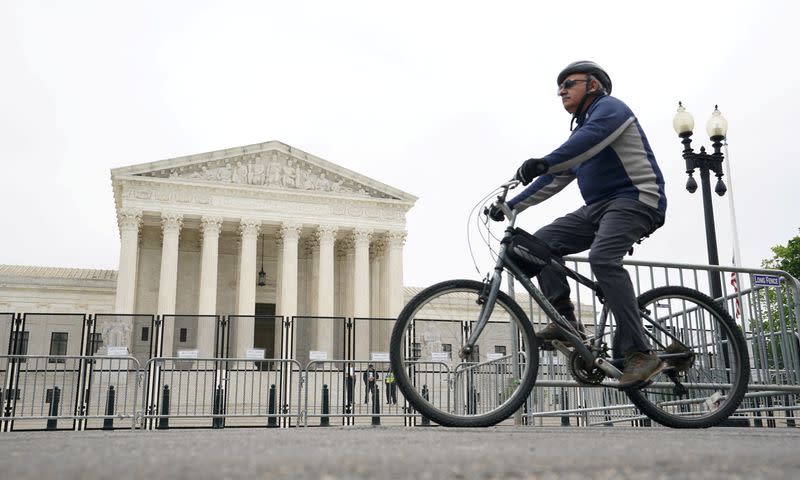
[{"xmin": 730, "ymin": 257, "xmax": 741, "ymax": 319}]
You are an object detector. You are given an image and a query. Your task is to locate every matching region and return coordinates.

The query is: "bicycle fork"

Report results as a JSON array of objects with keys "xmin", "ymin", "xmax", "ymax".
[{"xmin": 458, "ymin": 273, "xmax": 502, "ymax": 361}]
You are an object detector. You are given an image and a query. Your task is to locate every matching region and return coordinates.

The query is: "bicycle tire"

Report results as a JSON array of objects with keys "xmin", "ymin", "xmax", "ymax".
[
  {"xmin": 625, "ymin": 286, "xmax": 750, "ymax": 428},
  {"xmin": 389, "ymin": 279, "xmax": 539, "ymax": 427}
]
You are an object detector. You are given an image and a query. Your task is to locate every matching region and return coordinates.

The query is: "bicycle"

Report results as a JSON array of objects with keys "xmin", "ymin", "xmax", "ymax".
[{"xmin": 389, "ymin": 177, "xmax": 749, "ymax": 428}]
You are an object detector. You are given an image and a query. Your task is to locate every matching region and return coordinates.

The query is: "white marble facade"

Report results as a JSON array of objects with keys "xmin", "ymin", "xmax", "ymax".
[{"xmin": 111, "ymin": 140, "xmax": 417, "ymax": 359}]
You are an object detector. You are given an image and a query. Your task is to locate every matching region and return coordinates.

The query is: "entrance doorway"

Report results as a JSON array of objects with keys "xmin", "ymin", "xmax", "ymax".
[{"xmin": 254, "ymin": 303, "xmax": 277, "ymax": 359}]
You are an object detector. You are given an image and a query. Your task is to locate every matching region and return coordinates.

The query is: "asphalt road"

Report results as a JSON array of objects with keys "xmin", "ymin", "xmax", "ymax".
[{"xmin": 1, "ymin": 426, "xmax": 798, "ymax": 479}]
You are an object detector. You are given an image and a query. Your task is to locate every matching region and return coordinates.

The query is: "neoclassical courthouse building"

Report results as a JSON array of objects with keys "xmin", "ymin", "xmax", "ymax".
[{"xmin": 0, "ymin": 141, "xmax": 423, "ymax": 363}]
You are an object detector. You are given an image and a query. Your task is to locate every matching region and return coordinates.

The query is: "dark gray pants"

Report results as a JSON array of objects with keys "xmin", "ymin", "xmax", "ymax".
[{"xmin": 533, "ymin": 198, "xmax": 664, "ymax": 358}]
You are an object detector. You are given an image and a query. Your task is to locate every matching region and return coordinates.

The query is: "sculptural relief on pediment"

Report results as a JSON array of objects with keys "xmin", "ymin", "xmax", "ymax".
[{"xmin": 136, "ymin": 151, "xmax": 393, "ymax": 199}]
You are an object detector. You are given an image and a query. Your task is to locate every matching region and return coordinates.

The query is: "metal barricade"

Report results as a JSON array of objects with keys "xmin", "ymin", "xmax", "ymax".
[
  {"xmin": 0, "ymin": 355, "xmax": 140, "ymax": 431},
  {"xmin": 140, "ymin": 357, "xmax": 303, "ymax": 429},
  {"xmin": 1, "ymin": 256, "xmax": 798, "ymax": 430},
  {"xmin": 516, "ymin": 257, "xmax": 800, "ymax": 427},
  {"xmin": 304, "ymin": 360, "xmax": 421, "ymax": 426},
  {"xmin": 452, "ymin": 354, "xmax": 525, "ymax": 422}
]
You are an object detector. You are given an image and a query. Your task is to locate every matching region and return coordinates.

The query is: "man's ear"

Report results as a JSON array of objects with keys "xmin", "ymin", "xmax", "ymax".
[{"xmin": 588, "ymin": 78, "xmax": 601, "ymax": 94}]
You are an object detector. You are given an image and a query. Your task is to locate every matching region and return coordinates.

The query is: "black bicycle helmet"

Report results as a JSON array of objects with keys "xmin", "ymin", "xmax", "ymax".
[{"xmin": 557, "ymin": 60, "xmax": 612, "ymax": 95}]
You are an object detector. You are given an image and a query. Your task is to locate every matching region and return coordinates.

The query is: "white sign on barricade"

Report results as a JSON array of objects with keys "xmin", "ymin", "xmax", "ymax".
[
  {"xmin": 431, "ymin": 352, "xmax": 450, "ymax": 362},
  {"xmin": 106, "ymin": 346, "xmax": 129, "ymax": 356},
  {"xmin": 309, "ymin": 350, "xmax": 328, "ymax": 361},
  {"xmin": 371, "ymin": 352, "xmax": 389, "ymax": 362},
  {"xmin": 177, "ymin": 349, "xmax": 199, "ymax": 359},
  {"xmin": 486, "ymin": 353, "xmax": 504, "ymax": 361},
  {"xmin": 246, "ymin": 348, "xmax": 265, "ymax": 359}
]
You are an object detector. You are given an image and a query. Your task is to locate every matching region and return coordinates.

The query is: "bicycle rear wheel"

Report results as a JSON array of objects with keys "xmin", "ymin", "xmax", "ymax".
[
  {"xmin": 626, "ymin": 286, "xmax": 750, "ymax": 428},
  {"xmin": 389, "ymin": 279, "xmax": 539, "ymax": 427}
]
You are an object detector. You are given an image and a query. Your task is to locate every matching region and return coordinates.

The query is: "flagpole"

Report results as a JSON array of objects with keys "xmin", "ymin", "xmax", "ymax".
[
  {"xmin": 723, "ymin": 139, "xmax": 743, "ymax": 267},
  {"xmin": 723, "ymin": 139, "xmax": 746, "ymax": 322}
]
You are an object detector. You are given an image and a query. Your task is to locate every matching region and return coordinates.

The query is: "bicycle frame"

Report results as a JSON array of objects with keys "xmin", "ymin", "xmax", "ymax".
[
  {"xmin": 466, "ymin": 180, "xmax": 697, "ymax": 380},
  {"xmin": 466, "ymin": 181, "xmax": 616, "ymax": 376},
  {"xmin": 465, "ymin": 222, "xmax": 600, "ymax": 371}
]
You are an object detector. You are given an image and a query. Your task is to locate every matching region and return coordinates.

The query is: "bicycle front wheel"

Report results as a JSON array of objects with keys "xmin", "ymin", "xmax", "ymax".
[
  {"xmin": 389, "ymin": 279, "xmax": 539, "ymax": 427},
  {"xmin": 626, "ymin": 286, "xmax": 750, "ymax": 428}
]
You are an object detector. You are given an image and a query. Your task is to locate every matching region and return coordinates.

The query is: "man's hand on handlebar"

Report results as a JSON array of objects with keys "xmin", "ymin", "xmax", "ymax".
[{"xmin": 515, "ymin": 158, "xmax": 550, "ymax": 186}]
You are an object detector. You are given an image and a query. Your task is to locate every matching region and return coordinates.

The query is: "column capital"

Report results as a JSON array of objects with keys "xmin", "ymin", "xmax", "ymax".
[
  {"xmin": 117, "ymin": 208, "xmax": 143, "ymax": 233},
  {"xmin": 338, "ymin": 236, "xmax": 355, "ymax": 255},
  {"xmin": 352, "ymin": 228, "xmax": 373, "ymax": 248},
  {"xmin": 370, "ymin": 237, "xmax": 388, "ymax": 259},
  {"xmin": 336, "ymin": 244, "xmax": 350, "ymax": 259},
  {"xmin": 238, "ymin": 218, "xmax": 261, "ymax": 238},
  {"xmin": 161, "ymin": 212, "xmax": 183, "ymax": 234},
  {"xmin": 200, "ymin": 216, "xmax": 223, "ymax": 236},
  {"xmin": 314, "ymin": 225, "xmax": 338, "ymax": 244},
  {"xmin": 279, "ymin": 222, "xmax": 303, "ymax": 242},
  {"xmin": 387, "ymin": 230, "xmax": 408, "ymax": 248},
  {"xmin": 304, "ymin": 236, "xmax": 319, "ymax": 256}
]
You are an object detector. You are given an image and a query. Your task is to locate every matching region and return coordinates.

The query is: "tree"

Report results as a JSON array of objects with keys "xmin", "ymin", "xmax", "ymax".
[
  {"xmin": 762, "ymin": 229, "xmax": 800, "ymax": 278},
  {"xmin": 751, "ymin": 229, "xmax": 800, "ymax": 376}
]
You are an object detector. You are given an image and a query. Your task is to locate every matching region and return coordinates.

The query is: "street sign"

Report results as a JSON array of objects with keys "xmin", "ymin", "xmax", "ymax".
[{"xmin": 752, "ymin": 274, "xmax": 781, "ymax": 288}]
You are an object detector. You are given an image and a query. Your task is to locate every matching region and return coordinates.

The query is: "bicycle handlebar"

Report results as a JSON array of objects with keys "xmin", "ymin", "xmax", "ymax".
[
  {"xmin": 481, "ymin": 179, "xmax": 520, "ymax": 224},
  {"xmin": 497, "ymin": 178, "xmax": 520, "ymax": 201}
]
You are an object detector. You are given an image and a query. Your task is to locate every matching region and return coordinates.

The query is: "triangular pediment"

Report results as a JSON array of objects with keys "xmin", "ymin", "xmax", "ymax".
[{"xmin": 111, "ymin": 140, "xmax": 416, "ymax": 203}]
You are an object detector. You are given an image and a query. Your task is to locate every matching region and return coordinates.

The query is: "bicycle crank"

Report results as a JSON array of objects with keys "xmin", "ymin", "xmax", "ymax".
[{"xmin": 568, "ymin": 351, "xmax": 605, "ymax": 385}]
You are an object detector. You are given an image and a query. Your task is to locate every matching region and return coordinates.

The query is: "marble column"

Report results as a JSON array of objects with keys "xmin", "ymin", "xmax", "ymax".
[
  {"xmin": 273, "ymin": 235, "xmax": 284, "ymax": 358},
  {"xmin": 386, "ymin": 231, "xmax": 407, "ymax": 317},
  {"xmin": 157, "ymin": 212, "xmax": 183, "ymax": 357},
  {"xmin": 336, "ymin": 237, "xmax": 354, "ymax": 317},
  {"xmin": 278, "ymin": 222, "xmax": 302, "ymax": 360},
  {"xmin": 197, "ymin": 216, "xmax": 222, "ymax": 357},
  {"xmin": 307, "ymin": 237, "xmax": 320, "ymax": 318},
  {"xmin": 336, "ymin": 241, "xmax": 351, "ymax": 360},
  {"xmin": 234, "ymin": 218, "xmax": 261, "ymax": 357},
  {"xmin": 369, "ymin": 241, "xmax": 384, "ymax": 318},
  {"xmin": 352, "ymin": 228, "xmax": 372, "ymax": 358},
  {"xmin": 369, "ymin": 238, "xmax": 386, "ymax": 356},
  {"xmin": 114, "ymin": 208, "xmax": 142, "ymax": 314},
  {"xmin": 378, "ymin": 236, "xmax": 391, "ymax": 352},
  {"xmin": 315, "ymin": 225, "xmax": 338, "ymax": 355}
]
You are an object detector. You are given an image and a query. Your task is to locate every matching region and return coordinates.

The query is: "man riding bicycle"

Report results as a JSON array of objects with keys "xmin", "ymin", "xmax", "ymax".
[{"xmin": 491, "ymin": 61, "xmax": 667, "ymax": 390}]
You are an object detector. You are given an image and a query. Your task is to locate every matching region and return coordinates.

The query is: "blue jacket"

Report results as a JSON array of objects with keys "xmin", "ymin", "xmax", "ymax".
[{"xmin": 508, "ymin": 96, "xmax": 667, "ymax": 217}]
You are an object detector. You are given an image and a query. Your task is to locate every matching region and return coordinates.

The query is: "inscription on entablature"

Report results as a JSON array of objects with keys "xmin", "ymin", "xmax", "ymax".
[{"xmin": 122, "ymin": 185, "xmax": 403, "ymax": 222}]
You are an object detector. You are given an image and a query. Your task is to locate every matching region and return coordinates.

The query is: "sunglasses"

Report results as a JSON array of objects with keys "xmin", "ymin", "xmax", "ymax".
[{"xmin": 557, "ymin": 77, "xmax": 590, "ymax": 93}]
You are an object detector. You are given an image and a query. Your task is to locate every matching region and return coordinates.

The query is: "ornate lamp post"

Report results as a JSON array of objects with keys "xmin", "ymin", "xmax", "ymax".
[{"xmin": 673, "ymin": 103, "xmax": 729, "ymax": 301}]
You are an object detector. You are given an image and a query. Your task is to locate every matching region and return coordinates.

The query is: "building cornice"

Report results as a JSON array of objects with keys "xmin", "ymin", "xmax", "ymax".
[{"xmin": 114, "ymin": 176, "xmax": 413, "ymax": 230}]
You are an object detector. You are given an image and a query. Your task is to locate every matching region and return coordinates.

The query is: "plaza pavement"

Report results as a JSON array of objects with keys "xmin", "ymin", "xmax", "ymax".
[{"xmin": 1, "ymin": 425, "xmax": 799, "ymax": 479}]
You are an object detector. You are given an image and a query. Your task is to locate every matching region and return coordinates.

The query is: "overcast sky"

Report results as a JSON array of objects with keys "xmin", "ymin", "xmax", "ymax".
[{"xmin": 1, "ymin": 1, "xmax": 798, "ymax": 287}]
